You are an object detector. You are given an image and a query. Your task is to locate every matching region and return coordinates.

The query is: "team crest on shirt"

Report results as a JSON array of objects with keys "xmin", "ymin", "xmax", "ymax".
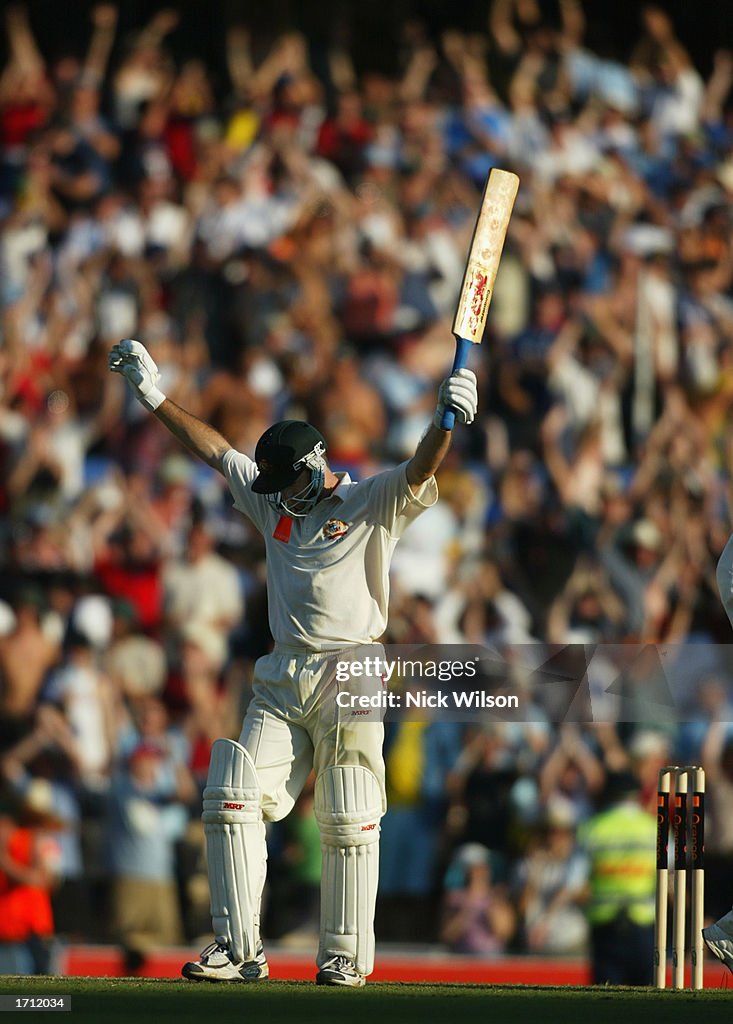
[{"xmin": 323, "ymin": 519, "xmax": 350, "ymax": 541}]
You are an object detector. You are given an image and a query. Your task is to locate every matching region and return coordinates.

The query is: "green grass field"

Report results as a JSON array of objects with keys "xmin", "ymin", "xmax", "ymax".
[{"xmin": 0, "ymin": 977, "xmax": 732, "ymax": 1023}]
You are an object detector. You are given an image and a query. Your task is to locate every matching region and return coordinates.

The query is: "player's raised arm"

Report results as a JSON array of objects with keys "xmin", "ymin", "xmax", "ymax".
[
  {"xmin": 109, "ymin": 338, "xmax": 232, "ymax": 473},
  {"xmin": 406, "ymin": 368, "xmax": 478, "ymax": 489}
]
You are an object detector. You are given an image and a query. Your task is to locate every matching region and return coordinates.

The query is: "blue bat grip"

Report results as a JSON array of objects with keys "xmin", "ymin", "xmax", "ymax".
[{"xmin": 440, "ymin": 337, "xmax": 473, "ymax": 430}]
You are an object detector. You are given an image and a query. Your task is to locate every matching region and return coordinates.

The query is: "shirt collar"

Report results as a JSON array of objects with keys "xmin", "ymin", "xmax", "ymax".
[{"xmin": 330, "ymin": 471, "xmax": 353, "ymax": 501}]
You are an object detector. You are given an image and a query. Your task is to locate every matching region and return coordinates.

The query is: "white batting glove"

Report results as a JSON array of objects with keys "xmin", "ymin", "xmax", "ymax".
[
  {"xmin": 433, "ymin": 368, "xmax": 478, "ymax": 428},
  {"xmin": 108, "ymin": 338, "xmax": 166, "ymax": 411}
]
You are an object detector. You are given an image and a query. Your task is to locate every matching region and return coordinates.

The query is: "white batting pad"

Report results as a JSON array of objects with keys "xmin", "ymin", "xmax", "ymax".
[
  {"xmin": 202, "ymin": 738, "xmax": 266, "ymax": 963},
  {"xmin": 315, "ymin": 765, "xmax": 382, "ymax": 976}
]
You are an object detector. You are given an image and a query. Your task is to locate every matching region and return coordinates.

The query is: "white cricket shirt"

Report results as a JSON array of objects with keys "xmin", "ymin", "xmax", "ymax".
[{"xmin": 222, "ymin": 449, "xmax": 438, "ymax": 650}]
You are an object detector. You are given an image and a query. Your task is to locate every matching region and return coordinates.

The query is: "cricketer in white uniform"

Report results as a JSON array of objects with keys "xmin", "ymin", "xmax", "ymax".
[{"xmin": 109, "ymin": 338, "xmax": 478, "ymax": 986}]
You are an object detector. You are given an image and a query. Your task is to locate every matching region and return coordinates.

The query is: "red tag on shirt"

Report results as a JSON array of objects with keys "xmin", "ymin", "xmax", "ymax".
[{"xmin": 273, "ymin": 515, "xmax": 293, "ymax": 543}]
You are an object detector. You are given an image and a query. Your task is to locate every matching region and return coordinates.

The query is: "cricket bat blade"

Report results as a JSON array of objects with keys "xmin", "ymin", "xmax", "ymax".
[{"xmin": 442, "ymin": 167, "xmax": 519, "ymax": 430}]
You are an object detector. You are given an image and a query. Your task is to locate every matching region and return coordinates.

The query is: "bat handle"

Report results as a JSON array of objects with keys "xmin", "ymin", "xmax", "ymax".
[{"xmin": 440, "ymin": 337, "xmax": 473, "ymax": 431}]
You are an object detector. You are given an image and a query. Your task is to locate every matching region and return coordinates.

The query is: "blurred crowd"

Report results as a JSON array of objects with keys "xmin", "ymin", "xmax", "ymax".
[{"xmin": 3, "ymin": 0, "xmax": 733, "ymax": 977}]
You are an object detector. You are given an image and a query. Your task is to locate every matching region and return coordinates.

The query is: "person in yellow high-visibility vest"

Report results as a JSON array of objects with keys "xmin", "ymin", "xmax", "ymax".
[{"xmin": 578, "ymin": 770, "xmax": 657, "ymax": 985}]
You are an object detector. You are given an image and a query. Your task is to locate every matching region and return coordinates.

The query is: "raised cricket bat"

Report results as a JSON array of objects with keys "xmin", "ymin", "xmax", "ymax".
[{"xmin": 441, "ymin": 167, "xmax": 520, "ymax": 429}]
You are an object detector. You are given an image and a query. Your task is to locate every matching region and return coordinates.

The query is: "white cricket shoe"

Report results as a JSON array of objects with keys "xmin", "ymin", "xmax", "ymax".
[
  {"xmin": 703, "ymin": 909, "xmax": 733, "ymax": 973},
  {"xmin": 315, "ymin": 955, "xmax": 366, "ymax": 987},
  {"xmin": 181, "ymin": 938, "xmax": 269, "ymax": 982}
]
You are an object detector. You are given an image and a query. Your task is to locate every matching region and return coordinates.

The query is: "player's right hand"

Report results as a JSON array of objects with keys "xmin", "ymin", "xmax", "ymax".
[
  {"xmin": 433, "ymin": 368, "xmax": 478, "ymax": 428},
  {"xmin": 109, "ymin": 338, "xmax": 166, "ymax": 411}
]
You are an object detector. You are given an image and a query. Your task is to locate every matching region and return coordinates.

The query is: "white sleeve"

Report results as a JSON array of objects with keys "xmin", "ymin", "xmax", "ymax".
[
  {"xmin": 364, "ymin": 461, "xmax": 438, "ymax": 539},
  {"xmin": 221, "ymin": 448, "xmax": 272, "ymax": 535}
]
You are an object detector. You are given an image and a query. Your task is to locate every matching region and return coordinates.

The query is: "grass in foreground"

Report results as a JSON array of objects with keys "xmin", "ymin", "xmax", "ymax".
[{"xmin": 0, "ymin": 976, "xmax": 731, "ymax": 1023}]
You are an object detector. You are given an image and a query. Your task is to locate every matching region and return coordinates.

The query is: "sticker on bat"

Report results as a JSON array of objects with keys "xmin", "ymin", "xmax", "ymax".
[{"xmin": 454, "ymin": 265, "xmax": 493, "ymax": 343}]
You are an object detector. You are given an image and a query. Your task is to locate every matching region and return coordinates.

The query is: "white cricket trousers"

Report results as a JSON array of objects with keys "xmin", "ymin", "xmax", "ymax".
[{"xmin": 239, "ymin": 646, "xmax": 386, "ymax": 821}]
